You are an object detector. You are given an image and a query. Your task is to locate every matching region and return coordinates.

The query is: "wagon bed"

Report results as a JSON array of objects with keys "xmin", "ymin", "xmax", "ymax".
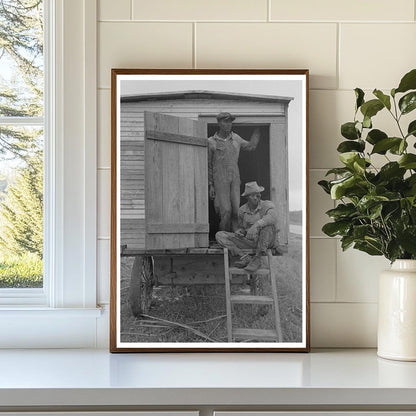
[{"xmin": 122, "ymin": 243, "xmax": 284, "ymax": 317}]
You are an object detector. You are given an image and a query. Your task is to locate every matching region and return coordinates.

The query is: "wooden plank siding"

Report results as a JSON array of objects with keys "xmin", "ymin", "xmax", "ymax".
[
  {"xmin": 145, "ymin": 111, "xmax": 209, "ymax": 249},
  {"xmin": 120, "ymin": 96, "xmax": 290, "ymax": 250}
]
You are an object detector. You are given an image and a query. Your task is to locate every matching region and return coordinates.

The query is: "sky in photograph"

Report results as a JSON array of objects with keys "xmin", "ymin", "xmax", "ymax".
[{"xmin": 120, "ymin": 75, "xmax": 305, "ymax": 211}]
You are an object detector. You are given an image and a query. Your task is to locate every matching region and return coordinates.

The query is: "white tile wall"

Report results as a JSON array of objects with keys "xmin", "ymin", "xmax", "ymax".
[
  {"xmin": 99, "ymin": 0, "xmax": 131, "ymax": 21},
  {"xmin": 97, "ymin": 239, "xmax": 110, "ymax": 305},
  {"xmin": 98, "ymin": 169, "xmax": 111, "ymax": 239},
  {"xmin": 98, "ymin": 90, "xmax": 111, "ymax": 168},
  {"xmin": 196, "ymin": 23, "xmax": 338, "ymax": 89},
  {"xmin": 311, "ymin": 303, "xmax": 378, "ymax": 347},
  {"xmin": 270, "ymin": 0, "xmax": 415, "ymax": 21},
  {"xmin": 336, "ymin": 246, "xmax": 389, "ymax": 303},
  {"xmin": 340, "ymin": 24, "xmax": 416, "ymax": 90},
  {"xmin": 96, "ymin": 0, "xmax": 416, "ymax": 347},
  {"xmin": 132, "ymin": 0, "xmax": 269, "ymax": 21},
  {"xmin": 310, "ymin": 239, "xmax": 336, "ymax": 302},
  {"xmin": 98, "ymin": 22, "xmax": 193, "ymax": 88}
]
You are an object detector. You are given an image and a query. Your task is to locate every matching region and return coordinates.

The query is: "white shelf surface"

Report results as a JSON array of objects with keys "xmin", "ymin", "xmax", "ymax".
[{"xmin": 0, "ymin": 349, "xmax": 416, "ymax": 408}]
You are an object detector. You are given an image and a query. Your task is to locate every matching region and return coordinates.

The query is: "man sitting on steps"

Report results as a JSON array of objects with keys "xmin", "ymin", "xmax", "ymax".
[{"xmin": 215, "ymin": 181, "xmax": 279, "ymax": 272}]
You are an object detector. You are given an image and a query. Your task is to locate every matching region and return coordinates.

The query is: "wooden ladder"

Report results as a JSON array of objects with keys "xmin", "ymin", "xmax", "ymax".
[{"xmin": 223, "ymin": 248, "xmax": 283, "ymax": 343}]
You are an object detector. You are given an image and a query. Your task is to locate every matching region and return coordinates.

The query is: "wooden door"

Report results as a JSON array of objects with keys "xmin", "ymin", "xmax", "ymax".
[{"xmin": 144, "ymin": 111, "xmax": 209, "ymax": 249}]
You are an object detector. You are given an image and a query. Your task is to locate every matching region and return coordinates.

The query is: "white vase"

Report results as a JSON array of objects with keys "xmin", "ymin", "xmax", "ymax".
[{"xmin": 378, "ymin": 259, "xmax": 416, "ymax": 361}]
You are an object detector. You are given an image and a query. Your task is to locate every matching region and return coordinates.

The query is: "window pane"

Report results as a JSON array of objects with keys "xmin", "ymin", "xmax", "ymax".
[
  {"xmin": 0, "ymin": 126, "xmax": 43, "ymax": 288},
  {"xmin": 0, "ymin": 0, "xmax": 44, "ymax": 117}
]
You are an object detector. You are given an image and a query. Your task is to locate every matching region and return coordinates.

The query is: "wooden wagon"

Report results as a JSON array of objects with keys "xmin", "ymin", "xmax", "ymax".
[{"xmin": 119, "ymin": 91, "xmax": 292, "ymax": 341}]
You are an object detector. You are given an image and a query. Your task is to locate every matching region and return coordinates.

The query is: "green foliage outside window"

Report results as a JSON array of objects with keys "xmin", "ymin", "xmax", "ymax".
[{"xmin": 0, "ymin": 0, "xmax": 44, "ymax": 288}]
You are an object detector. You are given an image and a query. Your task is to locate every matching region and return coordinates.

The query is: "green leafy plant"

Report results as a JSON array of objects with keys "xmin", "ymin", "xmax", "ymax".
[{"xmin": 319, "ymin": 69, "xmax": 416, "ymax": 262}]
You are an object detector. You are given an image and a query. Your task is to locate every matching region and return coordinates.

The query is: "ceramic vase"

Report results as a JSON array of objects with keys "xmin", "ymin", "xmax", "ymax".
[{"xmin": 378, "ymin": 259, "xmax": 416, "ymax": 361}]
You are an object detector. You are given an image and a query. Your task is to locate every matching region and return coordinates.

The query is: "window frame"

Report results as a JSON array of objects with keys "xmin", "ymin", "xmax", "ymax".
[{"xmin": 0, "ymin": 0, "xmax": 100, "ymax": 348}]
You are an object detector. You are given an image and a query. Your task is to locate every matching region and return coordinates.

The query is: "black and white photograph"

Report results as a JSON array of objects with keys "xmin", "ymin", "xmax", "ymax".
[{"xmin": 110, "ymin": 69, "xmax": 309, "ymax": 352}]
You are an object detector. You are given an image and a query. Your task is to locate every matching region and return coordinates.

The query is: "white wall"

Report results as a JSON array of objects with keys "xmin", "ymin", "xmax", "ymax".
[{"xmin": 96, "ymin": 0, "xmax": 416, "ymax": 347}]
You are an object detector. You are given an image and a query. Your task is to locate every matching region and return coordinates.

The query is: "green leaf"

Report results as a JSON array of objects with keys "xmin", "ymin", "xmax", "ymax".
[
  {"xmin": 339, "ymin": 151, "xmax": 360, "ymax": 167},
  {"xmin": 352, "ymin": 224, "xmax": 374, "ymax": 240},
  {"xmin": 386, "ymin": 240, "xmax": 402, "ymax": 262},
  {"xmin": 322, "ymin": 221, "xmax": 351, "ymax": 237},
  {"xmin": 399, "ymin": 154, "xmax": 416, "ymax": 169},
  {"xmin": 341, "ymin": 235, "xmax": 355, "ymax": 251},
  {"xmin": 355, "ymin": 88, "xmax": 365, "ymax": 110},
  {"xmin": 330, "ymin": 176, "xmax": 358, "ymax": 199},
  {"xmin": 399, "ymin": 92, "xmax": 416, "ymax": 115},
  {"xmin": 341, "ymin": 122, "xmax": 360, "ymax": 140},
  {"xmin": 377, "ymin": 162, "xmax": 406, "ymax": 181},
  {"xmin": 373, "ymin": 89, "xmax": 391, "ymax": 110},
  {"xmin": 318, "ymin": 180, "xmax": 331, "ymax": 194},
  {"xmin": 371, "ymin": 137, "xmax": 402, "ymax": 154},
  {"xmin": 363, "ymin": 115, "xmax": 372, "ymax": 129},
  {"xmin": 354, "ymin": 241, "xmax": 383, "ymax": 256},
  {"xmin": 395, "ymin": 69, "xmax": 416, "ymax": 94},
  {"xmin": 398, "ymin": 227, "xmax": 416, "ymax": 255},
  {"xmin": 360, "ymin": 99, "xmax": 384, "ymax": 119},
  {"xmin": 389, "ymin": 139, "xmax": 408, "ymax": 155},
  {"xmin": 366, "ymin": 129, "xmax": 387, "ymax": 145},
  {"xmin": 391, "ymin": 88, "xmax": 396, "ymax": 97},
  {"xmin": 353, "ymin": 158, "xmax": 366, "ymax": 174},
  {"xmin": 357, "ymin": 195, "xmax": 389, "ymax": 211},
  {"xmin": 325, "ymin": 167, "xmax": 351, "ymax": 176},
  {"xmin": 407, "ymin": 120, "xmax": 416, "ymax": 137},
  {"xmin": 369, "ymin": 203, "xmax": 383, "ymax": 220},
  {"xmin": 337, "ymin": 140, "xmax": 365, "ymax": 153},
  {"xmin": 326, "ymin": 203, "xmax": 356, "ymax": 220}
]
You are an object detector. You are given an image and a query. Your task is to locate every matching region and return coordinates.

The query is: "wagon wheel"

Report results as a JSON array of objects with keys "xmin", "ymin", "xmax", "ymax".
[{"xmin": 129, "ymin": 255, "xmax": 154, "ymax": 317}]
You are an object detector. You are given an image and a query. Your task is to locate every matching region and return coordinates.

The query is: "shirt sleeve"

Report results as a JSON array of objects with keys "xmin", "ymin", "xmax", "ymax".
[
  {"xmin": 256, "ymin": 202, "xmax": 279, "ymax": 229},
  {"xmin": 236, "ymin": 128, "xmax": 260, "ymax": 151},
  {"xmin": 233, "ymin": 133, "xmax": 251, "ymax": 150}
]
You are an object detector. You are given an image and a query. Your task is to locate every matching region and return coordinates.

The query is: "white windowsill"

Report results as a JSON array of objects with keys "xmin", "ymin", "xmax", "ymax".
[
  {"xmin": 0, "ymin": 307, "xmax": 104, "ymax": 349},
  {"xmin": 0, "ymin": 349, "xmax": 415, "ymax": 410},
  {"xmin": 0, "ymin": 307, "xmax": 102, "ymax": 316}
]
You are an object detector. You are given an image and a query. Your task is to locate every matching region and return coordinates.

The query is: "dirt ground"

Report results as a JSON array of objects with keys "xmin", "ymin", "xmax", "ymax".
[{"xmin": 120, "ymin": 233, "xmax": 303, "ymax": 344}]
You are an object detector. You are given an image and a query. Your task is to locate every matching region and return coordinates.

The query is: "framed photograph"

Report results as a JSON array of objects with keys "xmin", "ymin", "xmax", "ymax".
[{"xmin": 110, "ymin": 69, "xmax": 309, "ymax": 352}]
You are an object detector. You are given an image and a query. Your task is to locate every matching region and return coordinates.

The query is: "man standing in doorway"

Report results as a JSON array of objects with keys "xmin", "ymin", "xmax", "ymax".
[{"xmin": 208, "ymin": 112, "xmax": 260, "ymax": 232}]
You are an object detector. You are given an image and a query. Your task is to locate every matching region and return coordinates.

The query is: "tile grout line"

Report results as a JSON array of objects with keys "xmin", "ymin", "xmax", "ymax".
[
  {"xmin": 193, "ymin": 22, "xmax": 197, "ymax": 69},
  {"xmin": 333, "ymin": 229, "xmax": 338, "ymax": 302},
  {"xmin": 311, "ymin": 301, "xmax": 378, "ymax": 305},
  {"xmin": 97, "ymin": 19, "xmax": 415, "ymax": 24},
  {"xmin": 336, "ymin": 22, "xmax": 340, "ymax": 90},
  {"xmin": 268, "ymin": 0, "xmax": 271, "ymax": 22}
]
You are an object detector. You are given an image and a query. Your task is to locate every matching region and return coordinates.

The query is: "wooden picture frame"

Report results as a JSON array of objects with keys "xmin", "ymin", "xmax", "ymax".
[{"xmin": 110, "ymin": 69, "xmax": 310, "ymax": 352}]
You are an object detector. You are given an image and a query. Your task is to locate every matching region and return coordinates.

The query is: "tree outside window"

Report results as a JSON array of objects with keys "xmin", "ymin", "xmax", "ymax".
[{"xmin": 0, "ymin": 0, "xmax": 44, "ymax": 288}]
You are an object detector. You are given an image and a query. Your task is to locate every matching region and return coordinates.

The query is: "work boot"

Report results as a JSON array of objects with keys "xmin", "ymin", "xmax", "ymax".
[
  {"xmin": 244, "ymin": 255, "xmax": 262, "ymax": 272},
  {"xmin": 234, "ymin": 254, "xmax": 251, "ymax": 268}
]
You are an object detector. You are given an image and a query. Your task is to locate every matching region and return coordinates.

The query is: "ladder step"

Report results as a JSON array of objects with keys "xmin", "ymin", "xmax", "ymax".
[
  {"xmin": 229, "ymin": 267, "xmax": 270, "ymax": 275},
  {"xmin": 230, "ymin": 295, "xmax": 273, "ymax": 305},
  {"xmin": 233, "ymin": 328, "xmax": 279, "ymax": 341}
]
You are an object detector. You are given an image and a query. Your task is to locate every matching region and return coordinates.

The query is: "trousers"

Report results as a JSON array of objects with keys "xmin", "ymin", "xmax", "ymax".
[
  {"xmin": 213, "ymin": 175, "xmax": 240, "ymax": 232},
  {"xmin": 215, "ymin": 225, "xmax": 276, "ymax": 257}
]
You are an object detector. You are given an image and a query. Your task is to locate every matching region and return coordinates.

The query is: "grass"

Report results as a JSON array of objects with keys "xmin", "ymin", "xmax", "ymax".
[
  {"xmin": 120, "ymin": 232, "xmax": 303, "ymax": 344},
  {"xmin": 0, "ymin": 252, "xmax": 43, "ymax": 288}
]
